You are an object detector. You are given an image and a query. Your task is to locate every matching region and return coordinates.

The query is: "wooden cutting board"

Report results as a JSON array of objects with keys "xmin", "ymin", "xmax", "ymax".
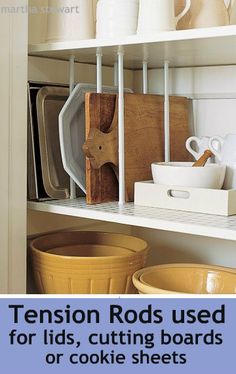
[{"xmin": 83, "ymin": 93, "xmax": 192, "ymax": 204}]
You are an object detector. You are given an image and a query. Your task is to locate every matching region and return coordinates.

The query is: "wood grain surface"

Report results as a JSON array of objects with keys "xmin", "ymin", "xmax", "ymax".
[{"xmin": 84, "ymin": 93, "xmax": 192, "ymax": 204}]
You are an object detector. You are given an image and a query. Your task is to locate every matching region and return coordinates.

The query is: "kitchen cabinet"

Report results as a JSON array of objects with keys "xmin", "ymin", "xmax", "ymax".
[{"xmin": 2, "ymin": 1, "xmax": 236, "ymax": 294}]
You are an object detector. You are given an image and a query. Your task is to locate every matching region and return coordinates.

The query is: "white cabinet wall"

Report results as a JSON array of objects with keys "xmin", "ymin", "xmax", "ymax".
[
  {"xmin": 0, "ymin": 1, "xmax": 28, "ymax": 293},
  {"xmin": 134, "ymin": 65, "xmax": 236, "ymax": 137}
]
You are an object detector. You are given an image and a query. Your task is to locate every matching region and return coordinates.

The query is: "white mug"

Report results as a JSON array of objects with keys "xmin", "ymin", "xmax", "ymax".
[
  {"xmin": 137, "ymin": 0, "xmax": 191, "ymax": 34},
  {"xmin": 209, "ymin": 134, "xmax": 236, "ymax": 189}
]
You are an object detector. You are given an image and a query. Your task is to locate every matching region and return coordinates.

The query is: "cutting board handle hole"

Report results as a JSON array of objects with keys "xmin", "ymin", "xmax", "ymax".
[
  {"xmin": 99, "ymin": 146, "xmax": 103, "ymax": 150},
  {"xmin": 167, "ymin": 190, "xmax": 190, "ymax": 199}
]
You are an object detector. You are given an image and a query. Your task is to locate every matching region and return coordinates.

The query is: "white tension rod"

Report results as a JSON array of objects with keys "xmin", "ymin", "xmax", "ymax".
[
  {"xmin": 114, "ymin": 61, "xmax": 118, "ymax": 87},
  {"xmin": 96, "ymin": 49, "xmax": 103, "ymax": 93},
  {"xmin": 164, "ymin": 60, "xmax": 170, "ymax": 162},
  {"xmin": 118, "ymin": 50, "xmax": 125, "ymax": 206},
  {"xmin": 143, "ymin": 61, "xmax": 148, "ymax": 94},
  {"xmin": 69, "ymin": 55, "xmax": 76, "ymax": 199}
]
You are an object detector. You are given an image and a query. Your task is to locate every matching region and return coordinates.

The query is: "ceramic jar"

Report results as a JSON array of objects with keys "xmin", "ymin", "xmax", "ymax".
[
  {"xmin": 96, "ymin": 0, "xmax": 139, "ymax": 39},
  {"xmin": 46, "ymin": 0, "xmax": 95, "ymax": 42},
  {"xmin": 29, "ymin": 0, "xmax": 48, "ymax": 44}
]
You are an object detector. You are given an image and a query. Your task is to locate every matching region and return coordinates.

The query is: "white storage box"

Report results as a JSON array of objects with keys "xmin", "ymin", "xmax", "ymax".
[{"xmin": 134, "ymin": 181, "xmax": 236, "ymax": 216}]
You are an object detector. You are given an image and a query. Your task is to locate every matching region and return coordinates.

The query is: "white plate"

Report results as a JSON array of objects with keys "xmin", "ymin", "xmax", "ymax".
[{"xmin": 59, "ymin": 83, "xmax": 132, "ymax": 193}]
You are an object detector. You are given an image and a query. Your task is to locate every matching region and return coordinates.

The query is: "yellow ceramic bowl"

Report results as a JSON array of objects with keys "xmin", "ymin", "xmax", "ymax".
[
  {"xmin": 133, "ymin": 264, "xmax": 236, "ymax": 294},
  {"xmin": 30, "ymin": 231, "xmax": 149, "ymax": 294}
]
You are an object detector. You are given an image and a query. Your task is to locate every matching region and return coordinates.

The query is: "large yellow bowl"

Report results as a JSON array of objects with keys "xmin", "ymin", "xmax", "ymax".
[
  {"xmin": 133, "ymin": 264, "xmax": 236, "ymax": 294},
  {"xmin": 30, "ymin": 231, "xmax": 149, "ymax": 294}
]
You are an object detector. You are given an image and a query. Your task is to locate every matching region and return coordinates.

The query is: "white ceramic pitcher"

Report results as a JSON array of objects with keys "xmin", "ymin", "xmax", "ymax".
[
  {"xmin": 177, "ymin": 0, "xmax": 230, "ymax": 29},
  {"xmin": 137, "ymin": 0, "xmax": 191, "ymax": 34}
]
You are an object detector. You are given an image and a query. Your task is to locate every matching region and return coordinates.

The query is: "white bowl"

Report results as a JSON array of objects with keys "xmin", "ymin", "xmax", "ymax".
[{"xmin": 151, "ymin": 162, "xmax": 226, "ymax": 189}]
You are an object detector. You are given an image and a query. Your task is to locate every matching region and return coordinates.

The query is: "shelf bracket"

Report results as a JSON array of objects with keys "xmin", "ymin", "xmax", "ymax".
[
  {"xmin": 118, "ymin": 49, "xmax": 125, "ymax": 206},
  {"xmin": 69, "ymin": 55, "xmax": 76, "ymax": 199},
  {"xmin": 164, "ymin": 60, "xmax": 170, "ymax": 162}
]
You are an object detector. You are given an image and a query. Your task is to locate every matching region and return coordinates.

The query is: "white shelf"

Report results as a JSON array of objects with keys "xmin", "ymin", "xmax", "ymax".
[
  {"xmin": 28, "ymin": 26, "xmax": 236, "ymax": 69},
  {"xmin": 28, "ymin": 199, "xmax": 236, "ymax": 241}
]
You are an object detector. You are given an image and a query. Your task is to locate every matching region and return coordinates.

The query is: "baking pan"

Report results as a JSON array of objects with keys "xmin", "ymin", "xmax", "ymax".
[
  {"xmin": 28, "ymin": 83, "xmax": 50, "ymax": 200},
  {"xmin": 27, "ymin": 84, "xmax": 38, "ymax": 200},
  {"xmin": 36, "ymin": 86, "xmax": 70, "ymax": 199}
]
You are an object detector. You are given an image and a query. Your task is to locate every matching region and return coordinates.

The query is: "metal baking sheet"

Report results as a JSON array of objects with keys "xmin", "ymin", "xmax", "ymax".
[
  {"xmin": 36, "ymin": 86, "xmax": 70, "ymax": 199},
  {"xmin": 28, "ymin": 83, "xmax": 50, "ymax": 200}
]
